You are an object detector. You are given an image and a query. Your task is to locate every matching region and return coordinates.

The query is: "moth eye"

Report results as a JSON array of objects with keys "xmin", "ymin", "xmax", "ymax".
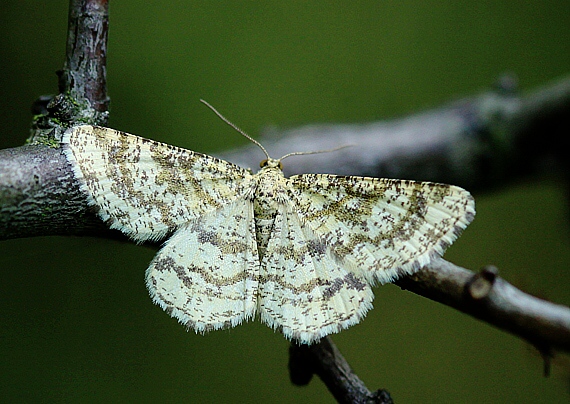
[
  {"xmin": 260, "ymin": 159, "xmax": 268, "ymax": 168},
  {"xmin": 278, "ymin": 161, "xmax": 283, "ymax": 170}
]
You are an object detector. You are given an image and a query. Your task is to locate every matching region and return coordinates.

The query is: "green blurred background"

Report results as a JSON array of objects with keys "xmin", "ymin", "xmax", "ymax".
[{"xmin": 1, "ymin": 1, "xmax": 569, "ymax": 402}]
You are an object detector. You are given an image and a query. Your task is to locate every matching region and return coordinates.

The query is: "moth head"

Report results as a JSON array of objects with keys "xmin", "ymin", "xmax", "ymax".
[{"xmin": 260, "ymin": 158, "xmax": 283, "ymax": 170}]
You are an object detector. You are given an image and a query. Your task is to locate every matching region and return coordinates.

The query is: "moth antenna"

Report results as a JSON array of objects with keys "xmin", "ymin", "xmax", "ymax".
[
  {"xmin": 280, "ymin": 144, "xmax": 353, "ymax": 161},
  {"xmin": 200, "ymin": 99, "xmax": 270, "ymax": 159}
]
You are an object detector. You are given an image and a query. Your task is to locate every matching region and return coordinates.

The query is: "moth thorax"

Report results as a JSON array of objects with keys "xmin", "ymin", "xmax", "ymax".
[{"xmin": 255, "ymin": 170, "xmax": 288, "ymax": 207}]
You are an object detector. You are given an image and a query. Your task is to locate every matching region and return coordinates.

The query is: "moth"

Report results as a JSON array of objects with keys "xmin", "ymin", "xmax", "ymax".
[{"xmin": 62, "ymin": 103, "xmax": 475, "ymax": 344}]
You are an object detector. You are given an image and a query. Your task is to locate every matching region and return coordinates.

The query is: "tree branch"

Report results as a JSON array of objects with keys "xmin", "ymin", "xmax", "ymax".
[{"xmin": 221, "ymin": 74, "xmax": 569, "ymax": 192}]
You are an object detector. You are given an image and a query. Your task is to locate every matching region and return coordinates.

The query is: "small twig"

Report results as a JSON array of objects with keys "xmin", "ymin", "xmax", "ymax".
[
  {"xmin": 29, "ymin": 0, "xmax": 110, "ymax": 145},
  {"xmin": 394, "ymin": 257, "xmax": 570, "ymax": 354},
  {"xmin": 289, "ymin": 337, "xmax": 393, "ymax": 404},
  {"xmin": 61, "ymin": 0, "xmax": 110, "ymax": 113}
]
